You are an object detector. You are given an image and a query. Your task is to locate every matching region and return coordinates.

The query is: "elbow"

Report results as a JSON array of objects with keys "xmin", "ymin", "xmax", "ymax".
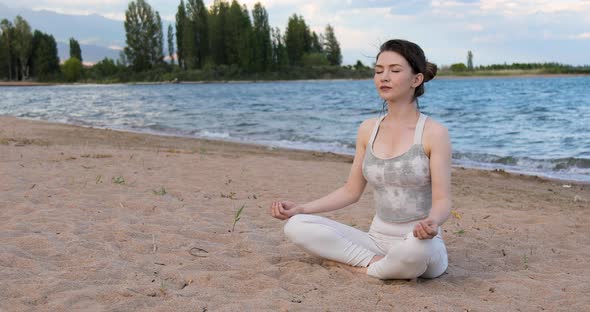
[{"xmin": 343, "ymin": 185, "xmax": 362, "ymax": 204}]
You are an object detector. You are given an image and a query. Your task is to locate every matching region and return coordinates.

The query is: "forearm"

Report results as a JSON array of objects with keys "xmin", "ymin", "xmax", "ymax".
[
  {"xmin": 428, "ymin": 198, "xmax": 452, "ymax": 226},
  {"xmin": 298, "ymin": 186, "xmax": 359, "ymax": 214}
]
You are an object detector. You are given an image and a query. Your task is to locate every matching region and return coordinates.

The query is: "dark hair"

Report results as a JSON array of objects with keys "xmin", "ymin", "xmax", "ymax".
[{"xmin": 376, "ymin": 39, "xmax": 437, "ymax": 113}]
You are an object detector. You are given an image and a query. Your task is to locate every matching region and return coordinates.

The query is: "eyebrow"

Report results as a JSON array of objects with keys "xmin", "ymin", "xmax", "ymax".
[{"xmin": 374, "ymin": 64, "xmax": 403, "ymax": 68}]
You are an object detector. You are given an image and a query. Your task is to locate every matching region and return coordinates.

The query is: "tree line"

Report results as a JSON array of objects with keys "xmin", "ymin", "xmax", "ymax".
[
  {"xmin": 123, "ymin": 0, "xmax": 344, "ymax": 74},
  {"xmin": 442, "ymin": 50, "xmax": 590, "ymax": 74},
  {"xmin": 0, "ymin": 0, "xmax": 362, "ymax": 82},
  {"xmin": 0, "ymin": 15, "xmax": 105, "ymax": 81}
]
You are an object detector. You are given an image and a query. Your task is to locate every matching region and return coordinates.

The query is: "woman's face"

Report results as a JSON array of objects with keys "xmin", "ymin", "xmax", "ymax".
[{"xmin": 373, "ymin": 51, "xmax": 422, "ymax": 103}]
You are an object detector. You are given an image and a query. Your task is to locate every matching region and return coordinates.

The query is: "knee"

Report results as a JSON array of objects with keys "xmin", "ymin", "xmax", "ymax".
[
  {"xmin": 396, "ymin": 236, "xmax": 430, "ymax": 266},
  {"xmin": 283, "ymin": 214, "xmax": 310, "ymax": 244}
]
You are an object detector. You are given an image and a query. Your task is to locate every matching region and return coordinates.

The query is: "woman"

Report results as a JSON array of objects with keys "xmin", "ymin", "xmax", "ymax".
[{"xmin": 270, "ymin": 39, "xmax": 452, "ymax": 280}]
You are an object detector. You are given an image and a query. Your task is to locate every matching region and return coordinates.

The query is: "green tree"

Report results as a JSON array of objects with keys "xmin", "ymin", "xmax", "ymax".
[
  {"xmin": 13, "ymin": 15, "xmax": 33, "ymax": 80},
  {"xmin": 0, "ymin": 19, "xmax": 15, "ymax": 80},
  {"xmin": 184, "ymin": 0, "xmax": 209, "ymax": 69},
  {"xmin": 302, "ymin": 52, "xmax": 329, "ymax": 67},
  {"xmin": 167, "ymin": 24, "xmax": 175, "ymax": 65},
  {"xmin": 237, "ymin": 3, "xmax": 253, "ymax": 71},
  {"xmin": 208, "ymin": 0, "xmax": 229, "ymax": 65},
  {"xmin": 62, "ymin": 57, "xmax": 83, "ymax": 82},
  {"xmin": 154, "ymin": 12, "xmax": 164, "ymax": 64},
  {"xmin": 285, "ymin": 14, "xmax": 311, "ymax": 66},
  {"xmin": 224, "ymin": 0, "xmax": 252, "ymax": 68},
  {"xmin": 124, "ymin": 0, "xmax": 163, "ymax": 71},
  {"xmin": 450, "ymin": 63, "xmax": 467, "ymax": 72},
  {"xmin": 175, "ymin": 0, "xmax": 186, "ymax": 69},
  {"xmin": 271, "ymin": 27, "xmax": 288, "ymax": 69},
  {"xmin": 252, "ymin": 2, "xmax": 272, "ymax": 72},
  {"xmin": 354, "ymin": 60, "xmax": 366, "ymax": 71},
  {"xmin": 69, "ymin": 37, "xmax": 82, "ymax": 63},
  {"xmin": 31, "ymin": 31, "xmax": 60, "ymax": 80},
  {"xmin": 323, "ymin": 24, "xmax": 341, "ymax": 66},
  {"xmin": 310, "ymin": 31, "xmax": 323, "ymax": 53},
  {"xmin": 467, "ymin": 50, "xmax": 473, "ymax": 70},
  {"xmin": 91, "ymin": 58, "xmax": 119, "ymax": 78}
]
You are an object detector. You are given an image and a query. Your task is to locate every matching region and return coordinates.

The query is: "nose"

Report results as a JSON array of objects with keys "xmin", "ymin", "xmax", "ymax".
[{"xmin": 379, "ymin": 71, "xmax": 390, "ymax": 82}]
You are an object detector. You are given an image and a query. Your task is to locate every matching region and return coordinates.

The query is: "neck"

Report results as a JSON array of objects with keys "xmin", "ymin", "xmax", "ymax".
[{"xmin": 385, "ymin": 97, "xmax": 419, "ymax": 122}]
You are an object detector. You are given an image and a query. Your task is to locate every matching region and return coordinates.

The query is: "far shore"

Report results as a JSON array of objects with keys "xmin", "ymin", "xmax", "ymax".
[{"xmin": 1, "ymin": 72, "xmax": 589, "ymax": 87}]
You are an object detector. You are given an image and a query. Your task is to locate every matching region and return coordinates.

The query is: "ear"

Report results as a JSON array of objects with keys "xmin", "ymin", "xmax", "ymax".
[{"xmin": 412, "ymin": 73, "xmax": 424, "ymax": 88}]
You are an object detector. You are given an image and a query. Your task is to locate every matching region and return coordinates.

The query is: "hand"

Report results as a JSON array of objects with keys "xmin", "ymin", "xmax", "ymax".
[
  {"xmin": 270, "ymin": 200, "xmax": 300, "ymax": 220},
  {"xmin": 413, "ymin": 218, "xmax": 438, "ymax": 240}
]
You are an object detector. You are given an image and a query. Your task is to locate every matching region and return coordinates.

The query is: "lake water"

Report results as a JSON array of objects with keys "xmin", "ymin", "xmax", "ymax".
[{"xmin": 1, "ymin": 76, "xmax": 589, "ymax": 182}]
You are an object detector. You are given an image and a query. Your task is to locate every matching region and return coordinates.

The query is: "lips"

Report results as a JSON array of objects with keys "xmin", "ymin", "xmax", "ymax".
[{"xmin": 380, "ymin": 86, "xmax": 392, "ymax": 91}]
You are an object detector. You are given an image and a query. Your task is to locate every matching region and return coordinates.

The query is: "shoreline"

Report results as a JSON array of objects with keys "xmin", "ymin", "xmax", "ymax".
[
  {"xmin": 2, "ymin": 115, "xmax": 588, "ymax": 185},
  {"xmin": 1, "ymin": 72, "xmax": 589, "ymax": 87}
]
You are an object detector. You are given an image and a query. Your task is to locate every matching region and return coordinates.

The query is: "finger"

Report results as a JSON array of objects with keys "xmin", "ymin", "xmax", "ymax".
[
  {"xmin": 417, "ymin": 224, "xmax": 428, "ymax": 239},
  {"xmin": 419, "ymin": 221, "xmax": 433, "ymax": 236},
  {"xmin": 413, "ymin": 225, "xmax": 418, "ymax": 238},
  {"xmin": 278, "ymin": 202, "xmax": 286, "ymax": 215},
  {"xmin": 271, "ymin": 202, "xmax": 276, "ymax": 217}
]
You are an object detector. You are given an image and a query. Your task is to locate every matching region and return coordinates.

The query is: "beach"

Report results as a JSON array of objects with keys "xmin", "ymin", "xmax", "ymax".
[{"xmin": 1, "ymin": 116, "xmax": 589, "ymax": 312}]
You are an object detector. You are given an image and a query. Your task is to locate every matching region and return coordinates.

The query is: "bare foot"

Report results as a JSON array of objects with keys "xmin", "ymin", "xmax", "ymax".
[{"xmin": 322, "ymin": 260, "xmax": 367, "ymax": 274}]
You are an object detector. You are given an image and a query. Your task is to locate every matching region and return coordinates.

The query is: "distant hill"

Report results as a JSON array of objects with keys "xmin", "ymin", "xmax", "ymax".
[{"xmin": 0, "ymin": 3, "xmax": 170, "ymax": 64}]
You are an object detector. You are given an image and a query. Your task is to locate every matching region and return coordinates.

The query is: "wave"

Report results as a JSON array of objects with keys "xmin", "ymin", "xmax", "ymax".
[{"xmin": 453, "ymin": 152, "xmax": 590, "ymax": 181}]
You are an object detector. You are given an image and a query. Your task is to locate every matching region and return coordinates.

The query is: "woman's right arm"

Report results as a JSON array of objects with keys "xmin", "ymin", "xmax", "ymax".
[{"xmin": 273, "ymin": 119, "xmax": 374, "ymax": 218}]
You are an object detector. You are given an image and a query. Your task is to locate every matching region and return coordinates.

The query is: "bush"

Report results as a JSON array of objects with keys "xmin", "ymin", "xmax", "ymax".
[
  {"xmin": 450, "ymin": 63, "xmax": 468, "ymax": 72},
  {"xmin": 62, "ymin": 57, "xmax": 83, "ymax": 82}
]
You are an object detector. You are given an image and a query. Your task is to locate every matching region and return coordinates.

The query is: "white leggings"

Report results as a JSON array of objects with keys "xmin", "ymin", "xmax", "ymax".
[{"xmin": 283, "ymin": 214, "xmax": 448, "ymax": 280}]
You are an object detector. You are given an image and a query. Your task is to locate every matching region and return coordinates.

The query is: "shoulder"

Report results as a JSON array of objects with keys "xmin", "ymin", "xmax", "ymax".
[
  {"xmin": 423, "ymin": 115, "xmax": 449, "ymax": 140},
  {"xmin": 423, "ymin": 115, "xmax": 451, "ymax": 154},
  {"xmin": 356, "ymin": 117, "xmax": 379, "ymax": 147}
]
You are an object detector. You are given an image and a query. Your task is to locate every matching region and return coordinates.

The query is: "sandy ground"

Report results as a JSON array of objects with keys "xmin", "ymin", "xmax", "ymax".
[{"xmin": 1, "ymin": 116, "xmax": 589, "ymax": 312}]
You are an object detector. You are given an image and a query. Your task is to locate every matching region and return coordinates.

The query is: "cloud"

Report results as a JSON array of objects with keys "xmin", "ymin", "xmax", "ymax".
[{"xmin": 572, "ymin": 32, "xmax": 590, "ymax": 39}]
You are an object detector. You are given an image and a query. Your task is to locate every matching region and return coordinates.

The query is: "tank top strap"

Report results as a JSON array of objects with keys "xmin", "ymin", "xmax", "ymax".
[
  {"xmin": 413, "ymin": 113, "xmax": 428, "ymax": 144},
  {"xmin": 369, "ymin": 114, "xmax": 387, "ymax": 146}
]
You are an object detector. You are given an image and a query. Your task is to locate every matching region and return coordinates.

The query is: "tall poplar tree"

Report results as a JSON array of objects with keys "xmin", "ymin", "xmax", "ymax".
[
  {"xmin": 208, "ymin": 0, "xmax": 229, "ymax": 65},
  {"xmin": 13, "ymin": 15, "xmax": 32, "ymax": 80},
  {"xmin": 32, "ymin": 30, "xmax": 60, "ymax": 79},
  {"xmin": 271, "ymin": 27, "xmax": 288, "ymax": 69},
  {"xmin": 252, "ymin": 2, "xmax": 272, "ymax": 72},
  {"xmin": 0, "ymin": 19, "xmax": 14, "ymax": 80},
  {"xmin": 175, "ymin": 0, "xmax": 186, "ymax": 69},
  {"xmin": 69, "ymin": 37, "xmax": 82, "ymax": 62},
  {"xmin": 184, "ymin": 0, "xmax": 208, "ymax": 69},
  {"xmin": 124, "ymin": 0, "xmax": 162, "ymax": 71},
  {"xmin": 467, "ymin": 50, "xmax": 474, "ymax": 70},
  {"xmin": 285, "ymin": 14, "xmax": 311, "ymax": 66},
  {"xmin": 323, "ymin": 24, "xmax": 341, "ymax": 66}
]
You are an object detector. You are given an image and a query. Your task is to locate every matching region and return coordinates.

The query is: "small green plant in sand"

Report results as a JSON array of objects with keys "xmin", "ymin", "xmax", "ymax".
[
  {"xmin": 153, "ymin": 186, "xmax": 167, "ymax": 196},
  {"xmin": 454, "ymin": 229, "xmax": 465, "ymax": 235},
  {"xmin": 112, "ymin": 176, "xmax": 125, "ymax": 184},
  {"xmin": 231, "ymin": 203, "xmax": 246, "ymax": 232},
  {"xmin": 523, "ymin": 254, "xmax": 529, "ymax": 270},
  {"xmin": 96, "ymin": 175, "xmax": 103, "ymax": 184}
]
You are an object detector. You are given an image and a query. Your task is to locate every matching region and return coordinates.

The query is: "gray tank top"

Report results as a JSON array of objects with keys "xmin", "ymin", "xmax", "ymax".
[{"xmin": 362, "ymin": 113, "xmax": 432, "ymax": 223}]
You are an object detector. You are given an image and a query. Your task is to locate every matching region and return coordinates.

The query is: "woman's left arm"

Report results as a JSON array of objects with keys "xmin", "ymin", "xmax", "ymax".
[
  {"xmin": 414, "ymin": 121, "xmax": 452, "ymax": 240},
  {"xmin": 426, "ymin": 124, "xmax": 452, "ymax": 227}
]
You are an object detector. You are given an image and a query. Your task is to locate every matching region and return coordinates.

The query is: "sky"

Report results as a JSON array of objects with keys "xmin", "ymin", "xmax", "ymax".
[{"xmin": 2, "ymin": 0, "xmax": 590, "ymax": 66}]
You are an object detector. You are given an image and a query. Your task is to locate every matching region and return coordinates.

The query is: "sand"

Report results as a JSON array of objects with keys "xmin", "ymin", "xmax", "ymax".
[{"xmin": 1, "ymin": 116, "xmax": 588, "ymax": 312}]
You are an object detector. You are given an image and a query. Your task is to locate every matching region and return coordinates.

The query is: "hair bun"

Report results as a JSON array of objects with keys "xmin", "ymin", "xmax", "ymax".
[{"xmin": 424, "ymin": 62, "xmax": 437, "ymax": 82}]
